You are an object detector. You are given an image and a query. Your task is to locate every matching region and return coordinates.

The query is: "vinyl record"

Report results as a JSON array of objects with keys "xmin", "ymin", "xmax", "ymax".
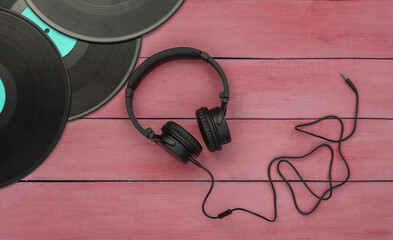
[
  {"xmin": 1, "ymin": 0, "xmax": 141, "ymax": 120},
  {"xmin": 0, "ymin": 8, "xmax": 70, "ymax": 188},
  {"xmin": 25, "ymin": 0, "xmax": 184, "ymax": 43}
]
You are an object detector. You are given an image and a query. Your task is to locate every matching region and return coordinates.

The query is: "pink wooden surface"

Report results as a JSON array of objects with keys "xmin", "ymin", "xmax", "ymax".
[
  {"xmin": 2, "ymin": 0, "xmax": 393, "ymax": 239},
  {"xmin": 89, "ymin": 59, "xmax": 393, "ymax": 119},
  {"xmin": 26, "ymin": 119, "xmax": 393, "ymax": 181},
  {"xmin": 140, "ymin": 0, "xmax": 393, "ymax": 58},
  {"xmin": 0, "ymin": 182, "xmax": 391, "ymax": 240}
]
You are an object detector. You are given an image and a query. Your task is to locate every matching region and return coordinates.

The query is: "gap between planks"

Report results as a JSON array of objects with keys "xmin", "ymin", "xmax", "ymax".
[
  {"xmin": 17, "ymin": 180, "xmax": 393, "ymax": 183},
  {"xmin": 80, "ymin": 117, "xmax": 393, "ymax": 120}
]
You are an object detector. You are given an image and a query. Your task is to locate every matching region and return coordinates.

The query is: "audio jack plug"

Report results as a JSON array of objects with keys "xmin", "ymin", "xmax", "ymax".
[{"xmin": 341, "ymin": 72, "xmax": 357, "ymax": 92}]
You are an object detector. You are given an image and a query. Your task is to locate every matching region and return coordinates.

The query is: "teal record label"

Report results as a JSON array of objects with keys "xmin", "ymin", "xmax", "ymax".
[
  {"xmin": 22, "ymin": 7, "xmax": 77, "ymax": 57},
  {"xmin": 0, "ymin": 78, "xmax": 5, "ymax": 114}
]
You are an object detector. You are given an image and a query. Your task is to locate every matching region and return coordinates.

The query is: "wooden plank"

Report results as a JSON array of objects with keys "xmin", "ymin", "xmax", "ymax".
[
  {"xmin": 0, "ymin": 182, "xmax": 391, "ymax": 240},
  {"xmin": 4, "ymin": 1, "xmax": 392, "ymax": 239},
  {"xmin": 25, "ymin": 119, "xmax": 393, "ymax": 181},
  {"xmin": 88, "ymin": 59, "xmax": 393, "ymax": 119},
  {"xmin": 140, "ymin": 0, "xmax": 393, "ymax": 58}
]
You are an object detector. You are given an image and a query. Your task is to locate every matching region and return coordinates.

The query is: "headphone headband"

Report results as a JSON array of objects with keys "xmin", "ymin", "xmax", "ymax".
[{"xmin": 126, "ymin": 47, "xmax": 230, "ymax": 139}]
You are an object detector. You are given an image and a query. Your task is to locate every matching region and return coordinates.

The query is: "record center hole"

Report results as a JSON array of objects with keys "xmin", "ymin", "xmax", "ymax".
[{"xmin": 45, "ymin": 28, "xmax": 50, "ymax": 33}]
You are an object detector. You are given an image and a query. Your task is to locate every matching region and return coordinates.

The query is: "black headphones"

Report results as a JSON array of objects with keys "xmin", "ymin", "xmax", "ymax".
[
  {"xmin": 126, "ymin": 47, "xmax": 231, "ymax": 164},
  {"xmin": 126, "ymin": 48, "xmax": 360, "ymax": 221}
]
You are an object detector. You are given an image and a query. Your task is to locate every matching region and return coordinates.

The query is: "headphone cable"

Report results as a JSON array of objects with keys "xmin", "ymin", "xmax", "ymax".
[{"xmin": 189, "ymin": 73, "xmax": 359, "ymax": 221}]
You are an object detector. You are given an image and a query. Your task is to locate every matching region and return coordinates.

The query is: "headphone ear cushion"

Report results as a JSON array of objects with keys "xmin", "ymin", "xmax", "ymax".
[
  {"xmin": 196, "ymin": 107, "xmax": 219, "ymax": 152},
  {"xmin": 162, "ymin": 121, "xmax": 202, "ymax": 157}
]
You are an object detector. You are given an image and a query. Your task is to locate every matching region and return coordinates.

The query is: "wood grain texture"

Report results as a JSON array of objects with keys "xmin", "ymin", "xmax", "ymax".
[
  {"xmin": 0, "ymin": 182, "xmax": 391, "ymax": 240},
  {"xmin": 140, "ymin": 0, "xmax": 393, "ymax": 58},
  {"xmin": 88, "ymin": 59, "xmax": 393, "ymax": 119},
  {"xmin": 3, "ymin": 0, "xmax": 393, "ymax": 239},
  {"xmin": 25, "ymin": 119, "xmax": 393, "ymax": 181}
]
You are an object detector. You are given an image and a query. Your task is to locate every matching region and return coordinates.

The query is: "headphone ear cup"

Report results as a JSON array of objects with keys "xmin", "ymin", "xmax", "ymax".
[
  {"xmin": 158, "ymin": 121, "xmax": 202, "ymax": 164},
  {"xmin": 196, "ymin": 107, "xmax": 218, "ymax": 152},
  {"xmin": 196, "ymin": 107, "xmax": 231, "ymax": 152}
]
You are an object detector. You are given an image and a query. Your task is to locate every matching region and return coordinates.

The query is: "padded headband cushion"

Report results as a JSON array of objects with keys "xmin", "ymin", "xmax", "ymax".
[
  {"xmin": 162, "ymin": 121, "xmax": 202, "ymax": 156},
  {"xmin": 128, "ymin": 47, "xmax": 202, "ymax": 90}
]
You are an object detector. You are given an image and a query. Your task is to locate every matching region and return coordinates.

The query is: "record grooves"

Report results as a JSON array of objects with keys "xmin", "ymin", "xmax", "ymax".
[
  {"xmin": 65, "ymin": 39, "xmax": 141, "ymax": 120},
  {"xmin": 0, "ymin": 0, "xmax": 142, "ymax": 120},
  {"xmin": 0, "ymin": 8, "xmax": 70, "ymax": 188},
  {"xmin": 25, "ymin": 0, "xmax": 184, "ymax": 43}
]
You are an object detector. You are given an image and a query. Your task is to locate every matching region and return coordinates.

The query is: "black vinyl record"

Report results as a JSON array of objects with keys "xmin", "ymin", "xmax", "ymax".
[
  {"xmin": 25, "ymin": 0, "xmax": 184, "ymax": 43},
  {"xmin": 0, "ymin": 8, "xmax": 70, "ymax": 188},
  {"xmin": 1, "ymin": 0, "xmax": 141, "ymax": 120}
]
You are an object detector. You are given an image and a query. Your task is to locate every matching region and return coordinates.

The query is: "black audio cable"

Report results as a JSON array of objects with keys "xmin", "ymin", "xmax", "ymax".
[{"xmin": 189, "ymin": 73, "xmax": 359, "ymax": 221}]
